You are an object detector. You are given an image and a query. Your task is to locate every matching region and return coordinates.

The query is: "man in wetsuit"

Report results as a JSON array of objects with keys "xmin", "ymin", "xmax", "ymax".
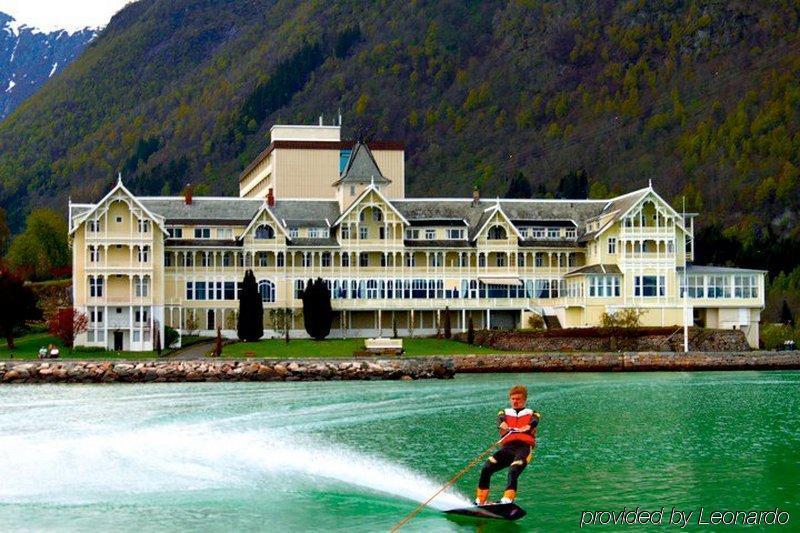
[{"xmin": 475, "ymin": 385, "xmax": 540, "ymax": 505}]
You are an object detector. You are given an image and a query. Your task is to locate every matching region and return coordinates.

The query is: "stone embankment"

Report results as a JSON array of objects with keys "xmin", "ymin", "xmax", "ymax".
[
  {"xmin": 0, "ymin": 358, "xmax": 454, "ymax": 384},
  {"xmin": 454, "ymin": 351, "xmax": 800, "ymax": 372}
]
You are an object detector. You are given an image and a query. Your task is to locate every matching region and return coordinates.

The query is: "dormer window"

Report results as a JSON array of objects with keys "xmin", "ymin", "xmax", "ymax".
[
  {"xmin": 309, "ymin": 228, "xmax": 319, "ymax": 238},
  {"xmin": 167, "ymin": 227, "xmax": 183, "ymax": 238},
  {"xmin": 288, "ymin": 228, "xmax": 299, "ymax": 238},
  {"xmin": 425, "ymin": 229, "xmax": 436, "ymax": 240},
  {"xmin": 446, "ymin": 228, "xmax": 464, "ymax": 239},
  {"xmin": 532, "ymin": 228, "xmax": 545, "ymax": 239},
  {"xmin": 194, "ymin": 228, "xmax": 211, "ymax": 239},
  {"xmin": 254, "ymin": 224, "xmax": 274, "ymax": 239},
  {"xmin": 405, "ymin": 229, "xmax": 419, "ymax": 240},
  {"xmin": 566, "ymin": 228, "xmax": 576, "ymax": 239},
  {"xmin": 547, "ymin": 227, "xmax": 560, "ymax": 239}
]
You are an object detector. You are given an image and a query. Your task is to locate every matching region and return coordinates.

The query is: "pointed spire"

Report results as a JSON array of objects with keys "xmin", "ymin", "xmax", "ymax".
[
  {"xmin": 648, "ymin": 178, "xmax": 653, "ymax": 189},
  {"xmin": 117, "ymin": 172, "xmax": 123, "ymax": 185}
]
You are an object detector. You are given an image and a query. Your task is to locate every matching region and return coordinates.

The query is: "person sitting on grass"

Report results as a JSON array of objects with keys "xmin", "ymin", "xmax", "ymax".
[
  {"xmin": 48, "ymin": 344, "xmax": 60, "ymax": 359},
  {"xmin": 38, "ymin": 346, "xmax": 47, "ymax": 359},
  {"xmin": 475, "ymin": 385, "xmax": 540, "ymax": 505}
]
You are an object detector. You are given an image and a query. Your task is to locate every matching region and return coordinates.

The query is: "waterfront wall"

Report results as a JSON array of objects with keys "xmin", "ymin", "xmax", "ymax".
[
  {"xmin": 453, "ymin": 351, "xmax": 800, "ymax": 372},
  {"xmin": 455, "ymin": 327, "xmax": 751, "ymax": 352},
  {"xmin": 0, "ymin": 358, "xmax": 454, "ymax": 384}
]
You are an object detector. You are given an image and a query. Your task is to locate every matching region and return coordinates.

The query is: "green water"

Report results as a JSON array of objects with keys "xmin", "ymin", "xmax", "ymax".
[{"xmin": 0, "ymin": 372, "xmax": 798, "ymax": 532}]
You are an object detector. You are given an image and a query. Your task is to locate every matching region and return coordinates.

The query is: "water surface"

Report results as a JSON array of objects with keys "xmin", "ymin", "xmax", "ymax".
[{"xmin": 1, "ymin": 371, "xmax": 798, "ymax": 531}]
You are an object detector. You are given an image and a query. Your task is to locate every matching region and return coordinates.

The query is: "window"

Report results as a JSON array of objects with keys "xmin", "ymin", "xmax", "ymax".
[
  {"xmin": 258, "ymin": 280, "xmax": 276, "ymax": 302},
  {"xmin": 302, "ymin": 253, "xmax": 311, "ymax": 268},
  {"xmin": 185, "ymin": 252, "xmax": 194, "ymax": 267},
  {"xmin": 137, "ymin": 219, "xmax": 150, "ymax": 233},
  {"xmin": 134, "ymin": 276, "xmax": 149, "ymax": 297},
  {"xmin": 322, "ymin": 252, "xmax": 331, "ymax": 267},
  {"xmin": 87, "ymin": 220, "xmax": 101, "ymax": 232},
  {"xmin": 167, "ymin": 227, "xmax": 183, "ymax": 238},
  {"xmin": 134, "ymin": 309, "xmax": 149, "ymax": 323},
  {"xmin": 194, "ymin": 228, "xmax": 211, "ymax": 239},
  {"xmin": 734, "ymin": 275, "xmax": 757, "ymax": 298},
  {"xmin": 138, "ymin": 245, "xmax": 150, "ymax": 263},
  {"xmin": 588, "ymin": 276, "xmax": 620, "ymax": 297},
  {"xmin": 320, "ymin": 228, "xmax": 329, "ymax": 238},
  {"xmin": 115, "ymin": 216, "xmax": 123, "ymax": 223},
  {"xmin": 425, "ymin": 229, "xmax": 436, "ymax": 240},
  {"xmin": 224, "ymin": 282, "xmax": 236, "ymax": 300},
  {"xmin": 429, "ymin": 253, "xmax": 442, "ymax": 267},
  {"xmin": 350, "ymin": 185, "xmax": 356, "ymax": 196},
  {"xmin": 218, "ymin": 228, "xmax": 232, "ymax": 239},
  {"xmin": 535, "ymin": 253, "xmax": 544, "ymax": 267},
  {"xmin": 340, "ymin": 149, "xmax": 352, "ymax": 172},
  {"xmin": 222, "ymin": 252, "xmax": 232, "ymax": 267},
  {"xmin": 405, "ymin": 229, "xmax": 419, "ymax": 240},
  {"xmin": 360, "ymin": 227, "xmax": 368, "ymax": 240},
  {"xmin": 288, "ymin": 228, "xmax": 299, "ymax": 238},
  {"xmin": 566, "ymin": 228, "xmax": 576, "ymax": 239},
  {"xmin": 707, "ymin": 276, "xmax": 731, "ymax": 298},
  {"xmin": 295, "ymin": 280, "xmax": 305, "ymax": 299},
  {"xmin": 90, "ymin": 310, "xmax": 103, "ymax": 323},
  {"xmin": 520, "ymin": 228, "xmax": 529, "ymax": 239},
  {"xmin": 634, "ymin": 276, "xmax": 665, "ymax": 297},
  {"xmin": 405, "ymin": 253, "xmax": 415, "ymax": 267},
  {"xmin": 257, "ymin": 252, "xmax": 268, "ymax": 267},
  {"xmin": 547, "ymin": 227, "xmax": 560, "ymax": 239},
  {"xmin": 532, "ymin": 228, "xmax": 545, "ymax": 239},
  {"xmin": 309, "ymin": 228, "xmax": 319, "ymax": 238},
  {"xmin": 373, "ymin": 209, "xmax": 383, "ymax": 222},
  {"xmin": 667, "ymin": 240, "xmax": 675, "ymax": 254},
  {"xmin": 496, "ymin": 254, "xmax": 506, "ymax": 267},
  {"xmin": 89, "ymin": 246, "xmax": 99, "ymax": 262},
  {"xmin": 164, "ymin": 253, "xmax": 173, "ymax": 267},
  {"xmin": 200, "ymin": 252, "xmax": 210, "ymax": 267},
  {"xmin": 255, "ymin": 225, "xmax": 274, "ymax": 239},
  {"xmin": 608, "ymin": 237, "xmax": 617, "ymax": 255},
  {"xmin": 341, "ymin": 253, "xmax": 350, "ymax": 267},
  {"xmin": 379, "ymin": 227, "xmax": 385, "ymax": 240},
  {"xmin": 381, "ymin": 254, "xmax": 388, "ymax": 267},
  {"xmin": 276, "ymin": 252, "xmax": 284, "ymax": 267},
  {"xmin": 487, "ymin": 225, "xmax": 507, "ymax": 240},
  {"xmin": 478, "ymin": 254, "xmax": 486, "ymax": 267},
  {"xmin": 359, "ymin": 252, "xmax": 369, "ymax": 267},
  {"xmin": 195, "ymin": 281, "xmax": 207, "ymax": 300},
  {"xmin": 517, "ymin": 254, "xmax": 525, "ymax": 267},
  {"xmin": 89, "ymin": 276, "xmax": 103, "ymax": 297},
  {"xmin": 341, "ymin": 226, "xmax": 350, "ymax": 239}
]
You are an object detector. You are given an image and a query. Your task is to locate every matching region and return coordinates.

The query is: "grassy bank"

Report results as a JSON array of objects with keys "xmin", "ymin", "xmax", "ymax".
[
  {"xmin": 0, "ymin": 333, "xmax": 157, "ymax": 360},
  {"xmin": 220, "ymin": 337, "xmax": 510, "ymax": 358}
]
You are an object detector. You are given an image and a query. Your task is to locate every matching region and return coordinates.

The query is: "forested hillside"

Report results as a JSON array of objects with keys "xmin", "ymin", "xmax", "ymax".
[{"xmin": 0, "ymin": 0, "xmax": 798, "ymax": 259}]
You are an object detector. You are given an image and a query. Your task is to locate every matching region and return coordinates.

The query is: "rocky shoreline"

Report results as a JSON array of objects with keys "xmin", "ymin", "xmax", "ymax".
[
  {"xmin": 0, "ymin": 358, "xmax": 454, "ymax": 384},
  {"xmin": 1, "ymin": 351, "xmax": 798, "ymax": 384}
]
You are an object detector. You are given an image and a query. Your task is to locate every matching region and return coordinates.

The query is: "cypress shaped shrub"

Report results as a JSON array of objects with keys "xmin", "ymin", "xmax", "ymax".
[
  {"xmin": 237, "ymin": 269, "xmax": 263, "ymax": 341},
  {"xmin": 302, "ymin": 277, "xmax": 333, "ymax": 340}
]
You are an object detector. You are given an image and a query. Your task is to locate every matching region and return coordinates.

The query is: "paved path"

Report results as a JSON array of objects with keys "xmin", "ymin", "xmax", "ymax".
[{"xmin": 168, "ymin": 340, "xmax": 216, "ymax": 360}]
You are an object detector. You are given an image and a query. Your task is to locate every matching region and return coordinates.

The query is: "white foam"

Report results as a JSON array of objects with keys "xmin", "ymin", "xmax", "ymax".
[{"xmin": 0, "ymin": 424, "xmax": 470, "ymax": 511}]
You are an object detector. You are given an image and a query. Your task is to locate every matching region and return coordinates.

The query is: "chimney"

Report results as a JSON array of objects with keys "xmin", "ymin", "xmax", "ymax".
[
  {"xmin": 184, "ymin": 183, "xmax": 193, "ymax": 205},
  {"xmin": 267, "ymin": 188, "xmax": 275, "ymax": 207},
  {"xmin": 472, "ymin": 186, "xmax": 480, "ymax": 207}
]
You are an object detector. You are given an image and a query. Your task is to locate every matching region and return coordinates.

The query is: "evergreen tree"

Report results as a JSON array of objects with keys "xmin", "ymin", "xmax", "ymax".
[
  {"xmin": 780, "ymin": 299, "xmax": 795, "ymax": 327},
  {"xmin": 556, "ymin": 169, "xmax": 589, "ymax": 199},
  {"xmin": 237, "ymin": 269, "xmax": 263, "ymax": 341},
  {"xmin": 443, "ymin": 306, "xmax": 452, "ymax": 339},
  {"xmin": 0, "ymin": 269, "xmax": 39, "ymax": 349},
  {"xmin": 506, "ymin": 172, "xmax": 533, "ymax": 198},
  {"xmin": 467, "ymin": 317, "xmax": 475, "ymax": 345},
  {"xmin": 302, "ymin": 277, "xmax": 333, "ymax": 340}
]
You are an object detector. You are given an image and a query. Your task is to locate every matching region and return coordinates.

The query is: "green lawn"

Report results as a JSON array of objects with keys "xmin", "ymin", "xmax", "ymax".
[
  {"xmin": 0, "ymin": 332, "xmax": 158, "ymax": 360},
  {"xmin": 220, "ymin": 337, "xmax": 513, "ymax": 358}
]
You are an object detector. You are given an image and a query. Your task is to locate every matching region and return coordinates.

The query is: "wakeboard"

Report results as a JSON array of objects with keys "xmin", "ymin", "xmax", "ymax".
[{"xmin": 445, "ymin": 502, "xmax": 527, "ymax": 521}]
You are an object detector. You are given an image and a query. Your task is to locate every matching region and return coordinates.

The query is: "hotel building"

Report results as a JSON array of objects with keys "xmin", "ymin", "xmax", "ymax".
[{"xmin": 68, "ymin": 123, "xmax": 766, "ymax": 350}]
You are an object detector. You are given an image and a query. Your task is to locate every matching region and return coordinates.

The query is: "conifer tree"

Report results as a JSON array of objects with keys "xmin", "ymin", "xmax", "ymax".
[
  {"xmin": 237, "ymin": 269, "xmax": 263, "ymax": 341},
  {"xmin": 302, "ymin": 277, "xmax": 333, "ymax": 340}
]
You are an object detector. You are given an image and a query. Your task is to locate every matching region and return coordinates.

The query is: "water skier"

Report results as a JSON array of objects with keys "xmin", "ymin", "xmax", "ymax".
[{"xmin": 474, "ymin": 385, "xmax": 540, "ymax": 505}]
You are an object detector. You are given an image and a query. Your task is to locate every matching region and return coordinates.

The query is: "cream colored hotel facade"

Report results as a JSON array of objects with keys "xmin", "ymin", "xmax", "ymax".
[{"xmin": 68, "ymin": 123, "xmax": 766, "ymax": 351}]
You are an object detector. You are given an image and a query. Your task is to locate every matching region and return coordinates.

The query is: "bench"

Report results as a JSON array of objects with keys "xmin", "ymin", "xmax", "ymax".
[{"xmin": 363, "ymin": 337, "xmax": 404, "ymax": 355}]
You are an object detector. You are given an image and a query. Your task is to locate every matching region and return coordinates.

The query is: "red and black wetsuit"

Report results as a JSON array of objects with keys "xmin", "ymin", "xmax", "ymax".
[{"xmin": 478, "ymin": 408, "xmax": 540, "ymax": 493}]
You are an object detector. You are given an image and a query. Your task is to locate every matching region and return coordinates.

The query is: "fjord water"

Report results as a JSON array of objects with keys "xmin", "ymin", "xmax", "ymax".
[{"xmin": 0, "ymin": 372, "xmax": 798, "ymax": 532}]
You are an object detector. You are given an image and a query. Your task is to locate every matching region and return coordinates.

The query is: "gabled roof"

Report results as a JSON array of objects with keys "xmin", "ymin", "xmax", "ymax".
[
  {"xmin": 333, "ymin": 184, "xmax": 409, "ymax": 226},
  {"xmin": 470, "ymin": 203, "xmax": 524, "ymax": 241},
  {"xmin": 70, "ymin": 177, "xmax": 168, "ymax": 235},
  {"xmin": 241, "ymin": 202, "xmax": 292, "ymax": 240},
  {"xmin": 332, "ymin": 141, "xmax": 391, "ymax": 186}
]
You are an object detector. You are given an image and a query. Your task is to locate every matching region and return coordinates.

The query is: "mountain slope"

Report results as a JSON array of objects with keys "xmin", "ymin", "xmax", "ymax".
[
  {"xmin": 0, "ymin": 0, "xmax": 798, "ymax": 246},
  {"xmin": 0, "ymin": 12, "xmax": 95, "ymax": 120}
]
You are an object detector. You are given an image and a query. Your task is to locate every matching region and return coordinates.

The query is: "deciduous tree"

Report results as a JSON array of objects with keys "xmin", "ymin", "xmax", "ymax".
[
  {"xmin": 47, "ymin": 308, "xmax": 88, "ymax": 349},
  {"xmin": 0, "ymin": 270, "xmax": 39, "ymax": 349}
]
